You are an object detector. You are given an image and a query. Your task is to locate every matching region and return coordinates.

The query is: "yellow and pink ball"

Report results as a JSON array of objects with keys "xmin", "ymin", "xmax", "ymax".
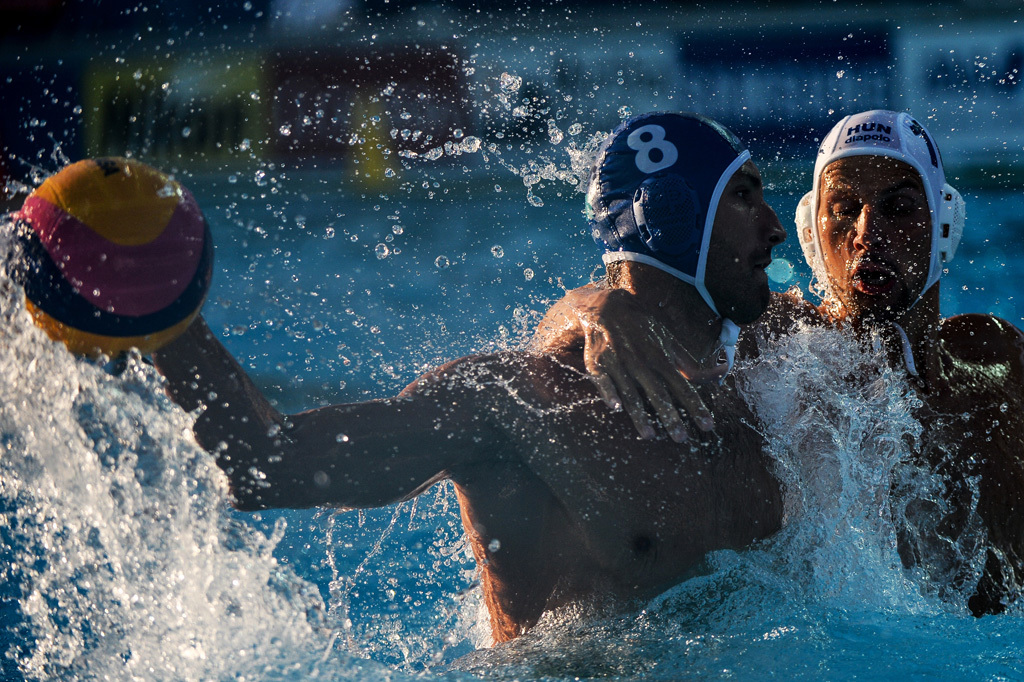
[{"xmin": 14, "ymin": 157, "xmax": 212, "ymax": 357}]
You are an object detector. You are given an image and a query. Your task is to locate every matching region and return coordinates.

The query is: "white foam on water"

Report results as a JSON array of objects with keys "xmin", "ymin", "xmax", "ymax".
[{"xmin": 0, "ymin": 226, "xmax": 416, "ymax": 681}]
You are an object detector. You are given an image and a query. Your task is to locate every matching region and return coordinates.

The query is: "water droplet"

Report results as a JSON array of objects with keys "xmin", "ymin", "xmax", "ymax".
[
  {"xmin": 547, "ymin": 119, "xmax": 564, "ymax": 144},
  {"xmin": 488, "ymin": 538, "xmax": 501, "ymax": 552},
  {"xmin": 523, "ymin": 268, "xmax": 534, "ymax": 281},
  {"xmin": 499, "ymin": 72, "xmax": 522, "ymax": 94},
  {"xmin": 279, "ymin": 124, "xmax": 292, "ymax": 136},
  {"xmin": 766, "ymin": 258, "xmax": 795, "ymax": 284},
  {"xmin": 435, "ymin": 255, "xmax": 450, "ymax": 269},
  {"xmin": 375, "ymin": 243, "xmax": 390, "ymax": 259},
  {"xmin": 335, "ymin": 433, "xmax": 350, "ymax": 442},
  {"xmin": 618, "ymin": 105, "xmax": 632, "ymax": 119},
  {"xmin": 491, "ymin": 245, "xmax": 504, "ymax": 258}
]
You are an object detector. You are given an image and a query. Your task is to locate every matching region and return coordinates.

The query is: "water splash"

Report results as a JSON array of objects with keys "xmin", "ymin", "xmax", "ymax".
[
  {"xmin": 454, "ymin": 324, "xmax": 998, "ymax": 680},
  {"xmin": 739, "ymin": 324, "xmax": 989, "ymax": 612},
  {"xmin": 0, "ymin": 225, "xmax": 408, "ymax": 680}
]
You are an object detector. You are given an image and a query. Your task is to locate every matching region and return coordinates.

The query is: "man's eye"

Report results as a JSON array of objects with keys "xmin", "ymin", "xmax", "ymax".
[
  {"xmin": 882, "ymin": 196, "xmax": 918, "ymax": 216},
  {"xmin": 829, "ymin": 201, "xmax": 858, "ymax": 218}
]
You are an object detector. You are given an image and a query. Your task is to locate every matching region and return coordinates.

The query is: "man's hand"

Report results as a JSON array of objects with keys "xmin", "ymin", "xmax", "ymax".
[{"xmin": 532, "ymin": 287, "xmax": 717, "ymax": 443}]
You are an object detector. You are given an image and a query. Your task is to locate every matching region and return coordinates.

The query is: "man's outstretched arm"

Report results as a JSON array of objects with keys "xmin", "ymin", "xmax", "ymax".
[{"xmin": 152, "ymin": 316, "xmax": 502, "ymax": 511}]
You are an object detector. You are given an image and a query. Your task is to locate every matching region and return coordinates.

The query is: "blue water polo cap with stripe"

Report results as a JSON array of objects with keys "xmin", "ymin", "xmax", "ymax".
[{"xmin": 587, "ymin": 111, "xmax": 751, "ymax": 317}]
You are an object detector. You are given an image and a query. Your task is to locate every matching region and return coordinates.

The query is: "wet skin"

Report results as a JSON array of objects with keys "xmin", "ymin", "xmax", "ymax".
[
  {"xmin": 154, "ymin": 318, "xmax": 782, "ymax": 644},
  {"xmin": 152, "ymin": 162, "xmax": 788, "ymax": 643},
  {"xmin": 538, "ymin": 155, "xmax": 1024, "ymax": 614},
  {"xmin": 816, "ymin": 156, "xmax": 933, "ymax": 322}
]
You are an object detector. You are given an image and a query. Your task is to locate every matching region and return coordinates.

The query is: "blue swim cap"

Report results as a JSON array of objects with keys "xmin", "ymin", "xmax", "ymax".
[{"xmin": 588, "ymin": 112, "xmax": 750, "ymax": 317}]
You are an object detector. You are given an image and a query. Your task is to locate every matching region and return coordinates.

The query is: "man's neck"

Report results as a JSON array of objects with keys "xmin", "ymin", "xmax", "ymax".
[
  {"xmin": 890, "ymin": 285, "xmax": 942, "ymax": 385},
  {"xmin": 836, "ymin": 285, "xmax": 943, "ymax": 385},
  {"xmin": 614, "ymin": 263, "xmax": 724, "ymax": 369}
]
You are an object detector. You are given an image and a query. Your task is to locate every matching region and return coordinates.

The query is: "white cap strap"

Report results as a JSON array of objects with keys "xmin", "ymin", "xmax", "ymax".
[{"xmin": 717, "ymin": 318, "xmax": 740, "ymax": 382}]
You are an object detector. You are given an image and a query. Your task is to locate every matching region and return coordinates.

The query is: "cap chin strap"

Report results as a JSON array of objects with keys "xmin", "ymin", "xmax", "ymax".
[
  {"xmin": 602, "ymin": 251, "xmax": 740, "ymax": 380},
  {"xmin": 717, "ymin": 318, "xmax": 740, "ymax": 380},
  {"xmin": 891, "ymin": 322, "xmax": 919, "ymax": 378}
]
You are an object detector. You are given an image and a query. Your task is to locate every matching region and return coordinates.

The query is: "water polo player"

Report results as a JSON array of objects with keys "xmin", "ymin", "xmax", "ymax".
[
  {"xmin": 152, "ymin": 111, "xmax": 788, "ymax": 643},
  {"xmin": 535, "ymin": 109, "xmax": 1024, "ymax": 617}
]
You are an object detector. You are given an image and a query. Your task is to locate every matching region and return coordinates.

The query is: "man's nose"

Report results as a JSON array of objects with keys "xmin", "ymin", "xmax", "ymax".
[
  {"xmin": 852, "ymin": 205, "xmax": 884, "ymax": 251},
  {"xmin": 763, "ymin": 204, "xmax": 786, "ymax": 245}
]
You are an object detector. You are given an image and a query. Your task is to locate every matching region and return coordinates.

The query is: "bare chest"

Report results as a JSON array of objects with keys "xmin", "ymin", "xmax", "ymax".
[{"xmin": 515, "ymin": 391, "xmax": 782, "ymax": 597}]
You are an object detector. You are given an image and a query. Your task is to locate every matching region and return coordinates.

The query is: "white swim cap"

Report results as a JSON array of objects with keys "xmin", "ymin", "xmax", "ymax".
[{"xmin": 795, "ymin": 110, "xmax": 965, "ymax": 306}]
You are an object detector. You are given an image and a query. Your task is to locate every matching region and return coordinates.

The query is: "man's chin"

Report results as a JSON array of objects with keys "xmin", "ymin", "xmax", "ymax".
[
  {"xmin": 725, "ymin": 287, "xmax": 772, "ymax": 325},
  {"xmin": 845, "ymin": 289, "xmax": 913, "ymax": 324}
]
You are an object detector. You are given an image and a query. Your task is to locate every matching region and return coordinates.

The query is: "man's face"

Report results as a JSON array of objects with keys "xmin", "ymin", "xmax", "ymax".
[
  {"xmin": 815, "ymin": 156, "xmax": 932, "ymax": 322},
  {"xmin": 705, "ymin": 160, "xmax": 786, "ymax": 324}
]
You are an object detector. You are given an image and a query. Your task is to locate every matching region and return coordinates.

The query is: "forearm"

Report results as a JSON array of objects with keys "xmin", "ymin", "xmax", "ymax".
[
  {"xmin": 154, "ymin": 329, "xmax": 504, "ymax": 511},
  {"xmin": 152, "ymin": 315, "xmax": 284, "ymax": 457},
  {"xmin": 153, "ymin": 315, "xmax": 305, "ymax": 510}
]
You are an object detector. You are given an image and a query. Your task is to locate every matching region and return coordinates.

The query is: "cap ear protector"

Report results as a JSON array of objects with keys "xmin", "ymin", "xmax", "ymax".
[
  {"xmin": 794, "ymin": 190, "xmax": 821, "ymax": 284},
  {"xmin": 631, "ymin": 174, "xmax": 701, "ymax": 258},
  {"xmin": 936, "ymin": 184, "xmax": 965, "ymax": 263}
]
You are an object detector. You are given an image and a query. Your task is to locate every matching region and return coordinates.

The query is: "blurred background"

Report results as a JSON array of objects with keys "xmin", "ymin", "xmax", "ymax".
[{"xmin": 3, "ymin": 0, "xmax": 1023, "ymax": 194}]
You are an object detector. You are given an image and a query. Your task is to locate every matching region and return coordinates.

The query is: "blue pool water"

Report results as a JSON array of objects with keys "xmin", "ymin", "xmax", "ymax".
[
  {"xmin": 4, "ymin": 143, "xmax": 1024, "ymax": 680},
  {"xmin": 5, "ymin": 4, "xmax": 1024, "ymax": 670}
]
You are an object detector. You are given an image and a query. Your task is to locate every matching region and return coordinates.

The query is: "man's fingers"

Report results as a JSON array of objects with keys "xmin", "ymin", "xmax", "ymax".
[
  {"xmin": 591, "ymin": 374, "xmax": 623, "ymax": 411},
  {"xmin": 661, "ymin": 370, "xmax": 716, "ymax": 432},
  {"xmin": 601, "ymin": 357, "xmax": 656, "ymax": 440},
  {"xmin": 579, "ymin": 311, "xmax": 718, "ymax": 441},
  {"xmin": 640, "ymin": 380, "xmax": 692, "ymax": 444}
]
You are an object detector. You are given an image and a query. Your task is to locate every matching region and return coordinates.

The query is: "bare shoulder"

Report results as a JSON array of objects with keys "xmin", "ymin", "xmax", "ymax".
[
  {"xmin": 399, "ymin": 350, "xmax": 594, "ymax": 407},
  {"xmin": 738, "ymin": 290, "xmax": 822, "ymax": 357},
  {"xmin": 940, "ymin": 313, "xmax": 1024, "ymax": 368}
]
